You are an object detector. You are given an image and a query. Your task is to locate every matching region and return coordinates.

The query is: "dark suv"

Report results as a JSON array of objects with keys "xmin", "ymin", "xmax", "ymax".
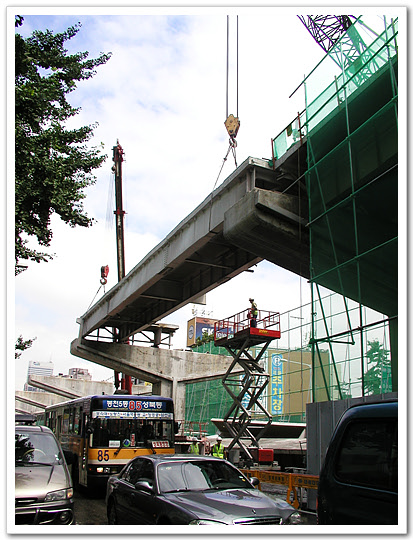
[
  {"xmin": 317, "ymin": 400, "xmax": 397, "ymax": 525},
  {"xmin": 15, "ymin": 415, "xmax": 75, "ymax": 525}
]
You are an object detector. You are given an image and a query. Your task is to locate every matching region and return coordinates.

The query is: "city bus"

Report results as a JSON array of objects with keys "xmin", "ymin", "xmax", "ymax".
[{"xmin": 44, "ymin": 394, "xmax": 176, "ymax": 490}]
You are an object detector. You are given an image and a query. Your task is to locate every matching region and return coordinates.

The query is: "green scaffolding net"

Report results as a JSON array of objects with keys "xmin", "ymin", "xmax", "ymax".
[{"xmin": 304, "ymin": 15, "xmax": 398, "ymax": 400}]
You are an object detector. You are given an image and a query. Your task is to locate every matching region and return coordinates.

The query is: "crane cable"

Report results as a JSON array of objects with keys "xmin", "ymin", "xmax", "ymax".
[
  {"xmin": 86, "ymin": 283, "xmax": 105, "ymax": 311},
  {"xmin": 214, "ymin": 15, "xmax": 240, "ymax": 192},
  {"xmin": 226, "ymin": 14, "xmax": 239, "ymax": 121}
]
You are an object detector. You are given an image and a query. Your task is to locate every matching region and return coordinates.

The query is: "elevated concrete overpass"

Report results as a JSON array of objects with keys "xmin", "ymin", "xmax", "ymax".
[
  {"xmin": 74, "ymin": 143, "xmax": 308, "ymax": 344},
  {"xmin": 15, "ymin": 377, "xmax": 150, "ymax": 414}
]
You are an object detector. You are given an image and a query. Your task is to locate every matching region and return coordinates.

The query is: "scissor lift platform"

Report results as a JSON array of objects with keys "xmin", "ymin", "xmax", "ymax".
[
  {"xmin": 213, "ymin": 309, "xmax": 281, "ymax": 463},
  {"xmin": 214, "ymin": 309, "xmax": 281, "ymax": 348}
]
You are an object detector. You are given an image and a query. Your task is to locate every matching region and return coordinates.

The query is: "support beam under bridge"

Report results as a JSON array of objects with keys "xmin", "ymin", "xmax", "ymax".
[
  {"xmin": 70, "ymin": 338, "xmax": 242, "ymax": 421},
  {"xmin": 76, "ymin": 149, "xmax": 308, "ymax": 342}
]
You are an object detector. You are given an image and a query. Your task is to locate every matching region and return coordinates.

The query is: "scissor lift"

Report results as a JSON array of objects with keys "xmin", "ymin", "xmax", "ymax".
[{"xmin": 214, "ymin": 309, "xmax": 281, "ymax": 463}]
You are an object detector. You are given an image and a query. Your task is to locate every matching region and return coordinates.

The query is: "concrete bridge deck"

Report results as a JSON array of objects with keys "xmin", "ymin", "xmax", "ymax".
[{"xmin": 75, "ymin": 144, "xmax": 308, "ymax": 343}]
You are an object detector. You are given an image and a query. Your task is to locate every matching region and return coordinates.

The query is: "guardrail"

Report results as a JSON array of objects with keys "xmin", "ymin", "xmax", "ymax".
[
  {"xmin": 241, "ymin": 468, "xmax": 319, "ymax": 509},
  {"xmin": 271, "ymin": 110, "xmax": 307, "ymax": 164}
]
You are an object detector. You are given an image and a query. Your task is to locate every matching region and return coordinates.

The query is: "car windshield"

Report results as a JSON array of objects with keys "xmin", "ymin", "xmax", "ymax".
[
  {"xmin": 15, "ymin": 431, "xmax": 63, "ymax": 465},
  {"xmin": 157, "ymin": 460, "xmax": 252, "ymax": 493}
]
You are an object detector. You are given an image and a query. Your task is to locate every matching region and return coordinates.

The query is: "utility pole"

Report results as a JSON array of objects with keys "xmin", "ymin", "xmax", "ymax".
[{"xmin": 112, "ymin": 140, "xmax": 132, "ymax": 394}]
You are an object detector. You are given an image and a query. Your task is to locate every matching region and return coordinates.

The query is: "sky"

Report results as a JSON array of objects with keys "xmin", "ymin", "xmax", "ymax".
[{"xmin": 7, "ymin": 4, "xmax": 407, "ymax": 393}]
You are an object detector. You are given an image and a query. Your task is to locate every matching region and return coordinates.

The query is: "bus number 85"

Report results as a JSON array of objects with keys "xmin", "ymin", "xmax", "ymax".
[{"xmin": 97, "ymin": 450, "xmax": 110, "ymax": 461}]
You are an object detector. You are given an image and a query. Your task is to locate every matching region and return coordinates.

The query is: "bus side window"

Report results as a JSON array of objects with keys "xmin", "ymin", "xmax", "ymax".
[
  {"xmin": 74, "ymin": 408, "xmax": 82, "ymax": 435},
  {"xmin": 62, "ymin": 409, "xmax": 69, "ymax": 434},
  {"xmin": 83, "ymin": 414, "xmax": 91, "ymax": 437},
  {"xmin": 68, "ymin": 408, "xmax": 74, "ymax": 433}
]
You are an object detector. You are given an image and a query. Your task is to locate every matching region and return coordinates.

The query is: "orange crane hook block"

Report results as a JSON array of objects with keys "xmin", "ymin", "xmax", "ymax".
[
  {"xmin": 224, "ymin": 114, "xmax": 240, "ymax": 139},
  {"xmin": 100, "ymin": 265, "xmax": 109, "ymax": 285}
]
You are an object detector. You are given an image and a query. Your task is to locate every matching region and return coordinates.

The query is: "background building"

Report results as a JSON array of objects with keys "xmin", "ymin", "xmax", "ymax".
[
  {"xmin": 68, "ymin": 367, "xmax": 92, "ymax": 381},
  {"xmin": 24, "ymin": 360, "xmax": 54, "ymax": 392}
]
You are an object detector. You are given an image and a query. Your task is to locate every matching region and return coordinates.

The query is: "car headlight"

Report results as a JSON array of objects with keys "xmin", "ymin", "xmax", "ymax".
[
  {"xmin": 282, "ymin": 511, "xmax": 302, "ymax": 525},
  {"xmin": 45, "ymin": 488, "xmax": 73, "ymax": 501},
  {"xmin": 189, "ymin": 519, "xmax": 227, "ymax": 525}
]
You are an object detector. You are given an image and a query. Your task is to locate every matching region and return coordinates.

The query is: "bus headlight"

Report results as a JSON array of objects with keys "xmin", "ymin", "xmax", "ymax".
[{"xmin": 96, "ymin": 466, "xmax": 112, "ymax": 474}]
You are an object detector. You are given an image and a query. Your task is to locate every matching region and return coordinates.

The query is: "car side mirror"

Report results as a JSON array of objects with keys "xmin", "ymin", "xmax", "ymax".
[
  {"xmin": 249, "ymin": 477, "xmax": 260, "ymax": 487},
  {"xmin": 134, "ymin": 480, "xmax": 154, "ymax": 493}
]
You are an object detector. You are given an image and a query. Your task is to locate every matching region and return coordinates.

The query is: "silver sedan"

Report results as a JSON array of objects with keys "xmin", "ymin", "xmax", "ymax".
[{"xmin": 106, "ymin": 454, "xmax": 301, "ymax": 525}]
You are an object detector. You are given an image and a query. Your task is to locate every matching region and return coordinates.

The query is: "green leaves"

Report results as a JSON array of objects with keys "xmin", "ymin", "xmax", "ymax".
[
  {"xmin": 15, "ymin": 335, "xmax": 36, "ymax": 359},
  {"xmin": 15, "ymin": 17, "xmax": 112, "ymax": 270},
  {"xmin": 362, "ymin": 339, "xmax": 391, "ymax": 395}
]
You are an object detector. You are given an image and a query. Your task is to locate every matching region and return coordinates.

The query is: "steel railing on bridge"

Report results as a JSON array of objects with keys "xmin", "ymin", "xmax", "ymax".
[{"xmin": 213, "ymin": 309, "xmax": 281, "ymax": 344}]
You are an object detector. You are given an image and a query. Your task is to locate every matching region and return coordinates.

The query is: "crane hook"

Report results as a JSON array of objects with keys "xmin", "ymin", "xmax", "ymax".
[
  {"xmin": 224, "ymin": 114, "xmax": 240, "ymax": 139},
  {"xmin": 100, "ymin": 265, "xmax": 109, "ymax": 285}
]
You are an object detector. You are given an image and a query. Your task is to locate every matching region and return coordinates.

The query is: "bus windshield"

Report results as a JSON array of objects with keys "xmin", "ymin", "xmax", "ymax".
[
  {"xmin": 90, "ymin": 417, "xmax": 173, "ymax": 448},
  {"xmin": 89, "ymin": 396, "xmax": 175, "ymax": 449}
]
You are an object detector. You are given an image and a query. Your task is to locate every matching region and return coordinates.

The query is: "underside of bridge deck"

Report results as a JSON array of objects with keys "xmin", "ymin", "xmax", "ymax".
[{"xmin": 78, "ymin": 153, "xmax": 309, "ymax": 342}]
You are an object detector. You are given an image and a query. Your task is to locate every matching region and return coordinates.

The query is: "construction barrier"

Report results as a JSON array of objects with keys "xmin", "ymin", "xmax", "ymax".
[{"xmin": 241, "ymin": 469, "xmax": 319, "ymax": 509}]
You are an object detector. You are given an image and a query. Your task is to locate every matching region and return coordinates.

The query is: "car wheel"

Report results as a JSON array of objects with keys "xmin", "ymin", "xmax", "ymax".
[{"xmin": 108, "ymin": 501, "xmax": 119, "ymax": 525}]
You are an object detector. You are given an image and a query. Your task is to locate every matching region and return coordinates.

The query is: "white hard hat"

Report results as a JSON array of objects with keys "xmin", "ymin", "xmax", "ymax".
[{"xmin": 216, "ymin": 435, "xmax": 222, "ymax": 441}]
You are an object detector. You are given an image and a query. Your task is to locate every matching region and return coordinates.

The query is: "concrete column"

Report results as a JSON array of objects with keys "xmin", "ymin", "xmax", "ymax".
[
  {"xmin": 153, "ymin": 327, "xmax": 162, "ymax": 348},
  {"xmin": 151, "ymin": 379, "xmax": 173, "ymax": 398}
]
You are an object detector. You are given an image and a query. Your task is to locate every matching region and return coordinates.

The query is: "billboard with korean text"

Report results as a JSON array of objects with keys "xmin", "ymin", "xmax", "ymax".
[
  {"xmin": 187, "ymin": 317, "xmax": 218, "ymax": 347},
  {"xmin": 271, "ymin": 353, "xmax": 284, "ymax": 415}
]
